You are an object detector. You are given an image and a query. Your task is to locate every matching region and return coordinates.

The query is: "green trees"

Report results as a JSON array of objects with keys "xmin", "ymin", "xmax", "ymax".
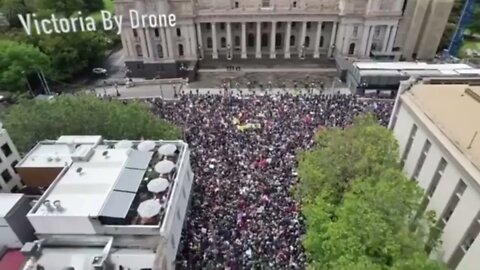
[
  {"xmin": 0, "ymin": 40, "xmax": 50, "ymax": 92},
  {"xmin": 297, "ymin": 115, "xmax": 446, "ymax": 270},
  {"xmin": 34, "ymin": 0, "xmax": 104, "ymax": 15},
  {"xmin": 1, "ymin": 95, "xmax": 181, "ymax": 153}
]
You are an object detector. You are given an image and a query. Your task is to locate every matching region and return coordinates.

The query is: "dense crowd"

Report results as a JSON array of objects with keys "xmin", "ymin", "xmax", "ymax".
[{"xmin": 150, "ymin": 92, "xmax": 393, "ymax": 269}]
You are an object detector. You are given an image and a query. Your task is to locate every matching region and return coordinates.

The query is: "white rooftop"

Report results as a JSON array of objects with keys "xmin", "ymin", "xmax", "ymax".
[
  {"xmin": 354, "ymin": 61, "xmax": 473, "ymax": 71},
  {"xmin": 0, "ymin": 193, "xmax": 23, "ymax": 217}
]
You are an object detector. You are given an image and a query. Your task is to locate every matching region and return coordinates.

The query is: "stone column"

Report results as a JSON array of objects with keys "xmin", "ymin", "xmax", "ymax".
[
  {"xmin": 284, "ymin": 21, "xmax": 291, "ymax": 59},
  {"xmin": 139, "ymin": 29, "xmax": 150, "ymax": 58},
  {"xmin": 299, "ymin": 21, "xmax": 307, "ymax": 57},
  {"xmin": 212, "ymin": 22, "xmax": 218, "ymax": 59},
  {"xmin": 165, "ymin": 27, "xmax": 174, "ymax": 59},
  {"xmin": 122, "ymin": 31, "xmax": 134, "ymax": 57},
  {"xmin": 226, "ymin": 22, "xmax": 232, "ymax": 48},
  {"xmin": 270, "ymin": 21, "xmax": 276, "ymax": 58},
  {"xmin": 360, "ymin": 24, "xmax": 371, "ymax": 56},
  {"xmin": 241, "ymin": 22, "xmax": 247, "ymax": 59},
  {"xmin": 383, "ymin": 25, "xmax": 391, "ymax": 53},
  {"xmin": 313, "ymin": 21, "xmax": 322, "ymax": 58},
  {"xmin": 328, "ymin": 22, "xmax": 338, "ymax": 57},
  {"xmin": 365, "ymin": 25, "xmax": 375, "ymax": 56},
  {"xmin": 387, "ymin": 25, "xmax": 397, "ymax": 52},
  {"xmin": 160, "ymin": 27, "xmax": 169, "ymax": 58},
  {"xmin": 256, "ymin": 22, "xmax": 261, "ymax": 58},
  {"xmin": 189, "ymin": 25, "xmax": 198, "ymax": 58},
  {"xmin": 196, "ymin": 23, "xmax": 203, "ymax": 58}
]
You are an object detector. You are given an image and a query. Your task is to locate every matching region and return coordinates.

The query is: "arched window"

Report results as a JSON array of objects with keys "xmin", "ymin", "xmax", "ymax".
[
  {"xmin": 304, "ymin": 36, "xmax": 310, "ymax": 47},
  {"xmin": 261, "ymin": 34, "xmax": 268, "ymax": 47},
  {"xmin": 154, "ymin": 28, "xmax": 159, "ymax": 37},
  {"xmin": 220, "ymin": 37, "xmax": 226, "ymax": 48},
  {"xmin": 247, "ymin": 34, "xmax": 255, "ymax": 47},
  {"xmin": 178, "ymin": 44, "xmax": 184, "ymax": 56},
  {"xmin": 235, "ymin": 36, "xmax": 240, "ymax": 46},
  {"xmin": 348, "ymin": 43, "xmax": 355, "ymax": 55},
  {"xmin": 157, "ymin": 45, "xmax": 163, "ymax": 58},
  {"xmin": 320, "ymin": 36, "xmax": 324, "ymax": 47},
  {"xmin": 290, "ymin": 35, "xmax": 295, "ymax": 46},
  {"xmin": 135, "ymin": 45, "xmax": 143, "ymax": 57},
  {"xmin": 207, "ymin": 37, "xmax": 212, "ymax": 49},
  {"xmin": 275, "ymin": 33, "xmax": 282, "ymax": 47},
  {"xmin": 176, "ymin": 28, "xmax": 181, "ymax": 37}
]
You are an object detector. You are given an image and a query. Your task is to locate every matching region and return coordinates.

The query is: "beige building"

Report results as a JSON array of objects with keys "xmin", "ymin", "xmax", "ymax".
[
  {"xmin": 389, "ymin": 78, "xmax": 480, "ymax": 270},
  {"xmin": 116, "ymin": 0, "xmax": 454, "ymax": 78}
]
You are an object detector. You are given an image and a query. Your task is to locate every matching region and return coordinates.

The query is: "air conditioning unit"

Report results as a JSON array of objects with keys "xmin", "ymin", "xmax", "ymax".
[
  {"xmin": 91, "ymin": 256, "xmax": 106, "ymax": 270},
  {"xmin": 71, "ymin": 145, "xmax": 94, "ymax": 162}
]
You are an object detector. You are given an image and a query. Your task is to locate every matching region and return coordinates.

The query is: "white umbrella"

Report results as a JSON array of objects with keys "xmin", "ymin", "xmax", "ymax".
[
  {"xmin": 158, "ymin": 144, "xmax": 177, "ymax": 156},
  {"xmin": 137, "ymin": 140, "xmax": 156, "ymax": 152},
  {"xmin": 154, "ymin": 160, "xmax": 175, "ymax": 174},
  {"xmin": 147, "ymin": 177, "xmax": 169, "ymax": 193},
  {"xmin": 137, "ymin": 199, "xmax": 161, "ymax": 218},
  {"xmin": 115, "ymin": 140, "xmax": 133, "ymax": 149}
]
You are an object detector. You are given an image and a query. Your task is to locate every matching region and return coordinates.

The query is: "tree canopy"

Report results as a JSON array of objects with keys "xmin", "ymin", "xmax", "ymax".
[
  {"xmin": 0, "ymin": 40, "xmax": 50, "ymax": 92},
  {"xmin": 297, "ymin": 115, "xmax": 446, "ymax": 270},
  {"xmin": 1, "ymin": 95, "xmax": 181, "ymax": 153}
]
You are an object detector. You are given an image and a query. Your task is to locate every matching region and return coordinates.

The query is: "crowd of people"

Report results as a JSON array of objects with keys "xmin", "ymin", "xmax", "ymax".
[{"xmin": 149, "ymin": 92, "xmax": 393, "ymax": 269}]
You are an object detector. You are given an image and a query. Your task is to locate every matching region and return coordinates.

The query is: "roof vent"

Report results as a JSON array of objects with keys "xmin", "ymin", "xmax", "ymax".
[
  {"xmin": 55, "ymin": 156, "xmax": 61, "ymax": 162},
  {"xmin": 102, "ymin": 150, "xmax": 109, "ymax": 158},
  {"xmin": 43, "ymin": 200, "xmax": 55, "ymax": 212},
  {"xmin": 47, "ymin": 157, "xmax": 53, "ymax": 162},
  {"xmin": 76, "ymin": 167, "xmax": 84, "ymax": 175},
  {"xmin": 53, "ymin": 200, "xmax": 64, "ymax": 212}
]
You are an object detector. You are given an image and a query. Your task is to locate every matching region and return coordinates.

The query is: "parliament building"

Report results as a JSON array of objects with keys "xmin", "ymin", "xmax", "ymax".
[{"xmin": 116, "ymin": 0, "xmax": 454, "ymax": 79}]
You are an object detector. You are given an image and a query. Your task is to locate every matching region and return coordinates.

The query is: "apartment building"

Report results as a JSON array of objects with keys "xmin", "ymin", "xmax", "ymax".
[
  {"xmin": 389, "ymin": 78, "xmax": 480, "ymax": 270},
  {"xmin": 0, "ymin": 123, "xmax": 22, "ymax": 193}
]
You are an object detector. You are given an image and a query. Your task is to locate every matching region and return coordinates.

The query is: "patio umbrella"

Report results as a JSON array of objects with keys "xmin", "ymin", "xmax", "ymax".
[
  {"xmin": 158, "ymin": 144, "xmax": 177, "ymax": 156},
  {"xmin": 154, "ymin": 160, "xmax": 175, "ymax": 174},
  {"xmin": 147, "ymin": 178, "xmax": 169, "ymax": 193},
  {"xmin": 137, "ymin": 199, "xmax": 161, "ymax": 218},
  {"xmin": 137, "ymin": 140, "xmax": 156, "ymax": 152},
  {"xmin": 115, "ymin": 140, "xmax": 133, "ymax": 149}
]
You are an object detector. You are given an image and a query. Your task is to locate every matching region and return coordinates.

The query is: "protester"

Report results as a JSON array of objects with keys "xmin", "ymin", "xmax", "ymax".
[{"xmin": 147, "ymin": 92, "xmax": 393, "ymax": 269}]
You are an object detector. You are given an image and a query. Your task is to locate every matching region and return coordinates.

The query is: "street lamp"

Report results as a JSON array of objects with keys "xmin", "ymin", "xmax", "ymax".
[
  {"xmin": 197, "ymin": 45, "xmax": 203, "ymax": 60},
  {"xmin": 227, "ymin": 44, "xmax": 232, "ymax": 60},
  {"xmin": 300, "ymin": 44, "xmax": 306, "ymax": 59},
  {"xmin": 179, "ymin": 63, "xmax": 187, "ymax": 80},
  {"xmin": 359, "ymin": 82, "xmax": 368, "ymax": 96}
]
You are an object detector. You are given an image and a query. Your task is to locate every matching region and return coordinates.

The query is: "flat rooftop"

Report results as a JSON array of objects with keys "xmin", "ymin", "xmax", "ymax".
[
  {"xmin": 403, "ymin": 84, "xmax": 480, "ymax": 171},
  {"xmin": 28, "ymin": 137, "xmax": 186, "ymax": 227}
]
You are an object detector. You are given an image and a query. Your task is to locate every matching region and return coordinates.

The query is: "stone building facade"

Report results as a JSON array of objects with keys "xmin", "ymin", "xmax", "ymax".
[{"xmin": 116, "ymin": 0, "xmax": 453, "ymax": 79}]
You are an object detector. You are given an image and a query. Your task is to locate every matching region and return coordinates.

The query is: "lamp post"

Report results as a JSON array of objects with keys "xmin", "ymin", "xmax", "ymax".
[
  {"xmin": 359, "ymin": 82, "xmax": 368, "ymax": 96},
  {"xmin": 197, "ymin": 45, "xmax": 203, "ymax": 60},
  {"xmin": 227, "ymin": 44, "xmax": 232, "ymax": 60},
  {"xmin": 300, "ymin": 44, "xmax": 306, "ymax": 59},
  {"xmin": 179, "ymin": 63, "xmax": 187, "ymax": 80}
]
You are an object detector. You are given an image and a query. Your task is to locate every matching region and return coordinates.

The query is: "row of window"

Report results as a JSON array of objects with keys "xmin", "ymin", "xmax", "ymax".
[
  {"xmin": 205, "ymin": 34, "xmax": 325, "ymax": 49},
  {"xmin": 401, "ymin": 124, "xmax": 480, "ymax": 268},
  {"xmin": 205, "ymin": 21, "xmax": 323, "ymax": 31}
]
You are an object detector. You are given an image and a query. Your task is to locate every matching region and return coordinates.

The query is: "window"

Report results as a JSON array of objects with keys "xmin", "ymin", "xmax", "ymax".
[
  {"xmin": 447, "ymin": 211, "xmax": 480, "ymax": 269},
  {"xmin": 306, "ymin": 22, "xmax": 311, "ymax": 29},
  {"xmin": 1, "ymin": 143, "xmax": 12, "ymax": 157},
  {"xmin": 290, "ymin": 35, "xmax": 295, "ymax": 46},
  {"xmin": 135, "ymin": 45, "xmax": 143, "ymax": 57},
  {"xmin": 411, "ymin": 140, "xmax": 431, "ymax": 180},
  {"xmin": 291, "ymin": 22, "xmax": 296, "ymax": 28},
  {"xmin": 374, "ymin": 27, "xmax": 381, "ymax": 37},
  {"xmin": 261, "ymin": 34, "xmax": 268, "ymax": 47},
  {"xmin": 293, "ymin": 1, "xmax": 297, "ymax": 8},
  {"xmin": 206, "ymin": 23, "xmax": 211, "ymax": 30},
  {"xmin": 400, "ymin": 124, "xmax": 417, "ymax": 167},
  {"xmin": 352, "ymin": 26, "xmax": 359, "ymax": 37},
  {"xmin": 178, "ymin": 44, "xmax": 184, "ymax": 56},
  {"xmin": 220, "ymin": 23, "xmax": 225, "ymax": 30},
  {"xmin": 133, "ymin": 29, "xmax": 138, "ymax": 38},
  {"xmin": 206, "ymin": 37, "xmax": 212, "ymax": 49},
  {"xmin": 11, "ymin": 160, "xmax": 18, "ymax": 173},
  {"xmin": 425, "ymin": 158, "xmax": 447, "ymax": 197},
  {"xmin": 304, "ymin": 36, "xmax": 310, "ymax": 47},
  {"xmin": 262, "ymin": 0, "xmax": 270, "ymax": 7},
  {"xmin": 220, "ymin": 37, "xmax": 226, "ymax": 48},
  {"xmin": 157, "ymin": 45, "xmax": 164, "ymax": 58},
  {"xmin": 154, "ymin": 28, "xmax": 159, "ymax": 37},
  {"xmin": 234, "ymin": 36, "xmax": 240, "ymax": 46},
  {"xmin": 275, "ymin": 33, "xmax": 282, "ymax": 47},
  {"xmin": 455, "ymin": 179, "xmax": 467, "ymax": 198},
  {"xmin": 1, "ymin": 169, "xmax": 12, "ymax": 183},
  {"xmin": 437, "ymin": 179, "xmax": 465, "ymax": 230},
  {"xmin": 319, "ymin": 36, "xmax": 324, "ymax": 47},
  {"xmin": 176, "ymin": 28, "xmax": 181, "ymax": 37},
  {"xmin": 348, "ymin": 43, "xmax": 355, "ymax": 55},
  {"xmin": 235, "ymin": 1, "xmax": 239, "ymax": 8}
]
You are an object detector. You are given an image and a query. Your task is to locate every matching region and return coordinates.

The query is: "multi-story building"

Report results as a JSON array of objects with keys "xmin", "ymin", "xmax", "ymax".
[
  {"xmin": 389, "ymin": 78, "xmax": 480, "ymax": 270},
  {"xmin": 19, "ymin": 136, "xmax": 193, "ymax": 270},
  {"xmin": 0, "ymin": 123, "xmax": 22, "ymax": 193},
  {"xmin": 116, "ymin": 0, "xmax": 454, "ymax": 78}
]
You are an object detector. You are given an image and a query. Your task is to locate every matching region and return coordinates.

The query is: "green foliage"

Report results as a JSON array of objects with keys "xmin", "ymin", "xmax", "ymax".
[
  {"xmin": 0, "ymin": 0, "xmax": 30, "ymax": 26},
  {"xmin": 84, "ymin": 0, "xmax": 104, "ymax": 13},
  {"xmin": 0, "ymin": 40, "xmax": 50, "ymax": 92},
  {"xmin": 34, "ymin": 0, "xmax": 85, "ymax": 16},
  {"xmin": 298, "ymin": 115, "xmax": 446, "ymax": 270},
  {"xmin": 1, "ymin": 95, "xmax": 181, "ymax": 153},
  {"xmin": 32, "ymin": 31, "xmax": 108, "ymax": 81}
]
